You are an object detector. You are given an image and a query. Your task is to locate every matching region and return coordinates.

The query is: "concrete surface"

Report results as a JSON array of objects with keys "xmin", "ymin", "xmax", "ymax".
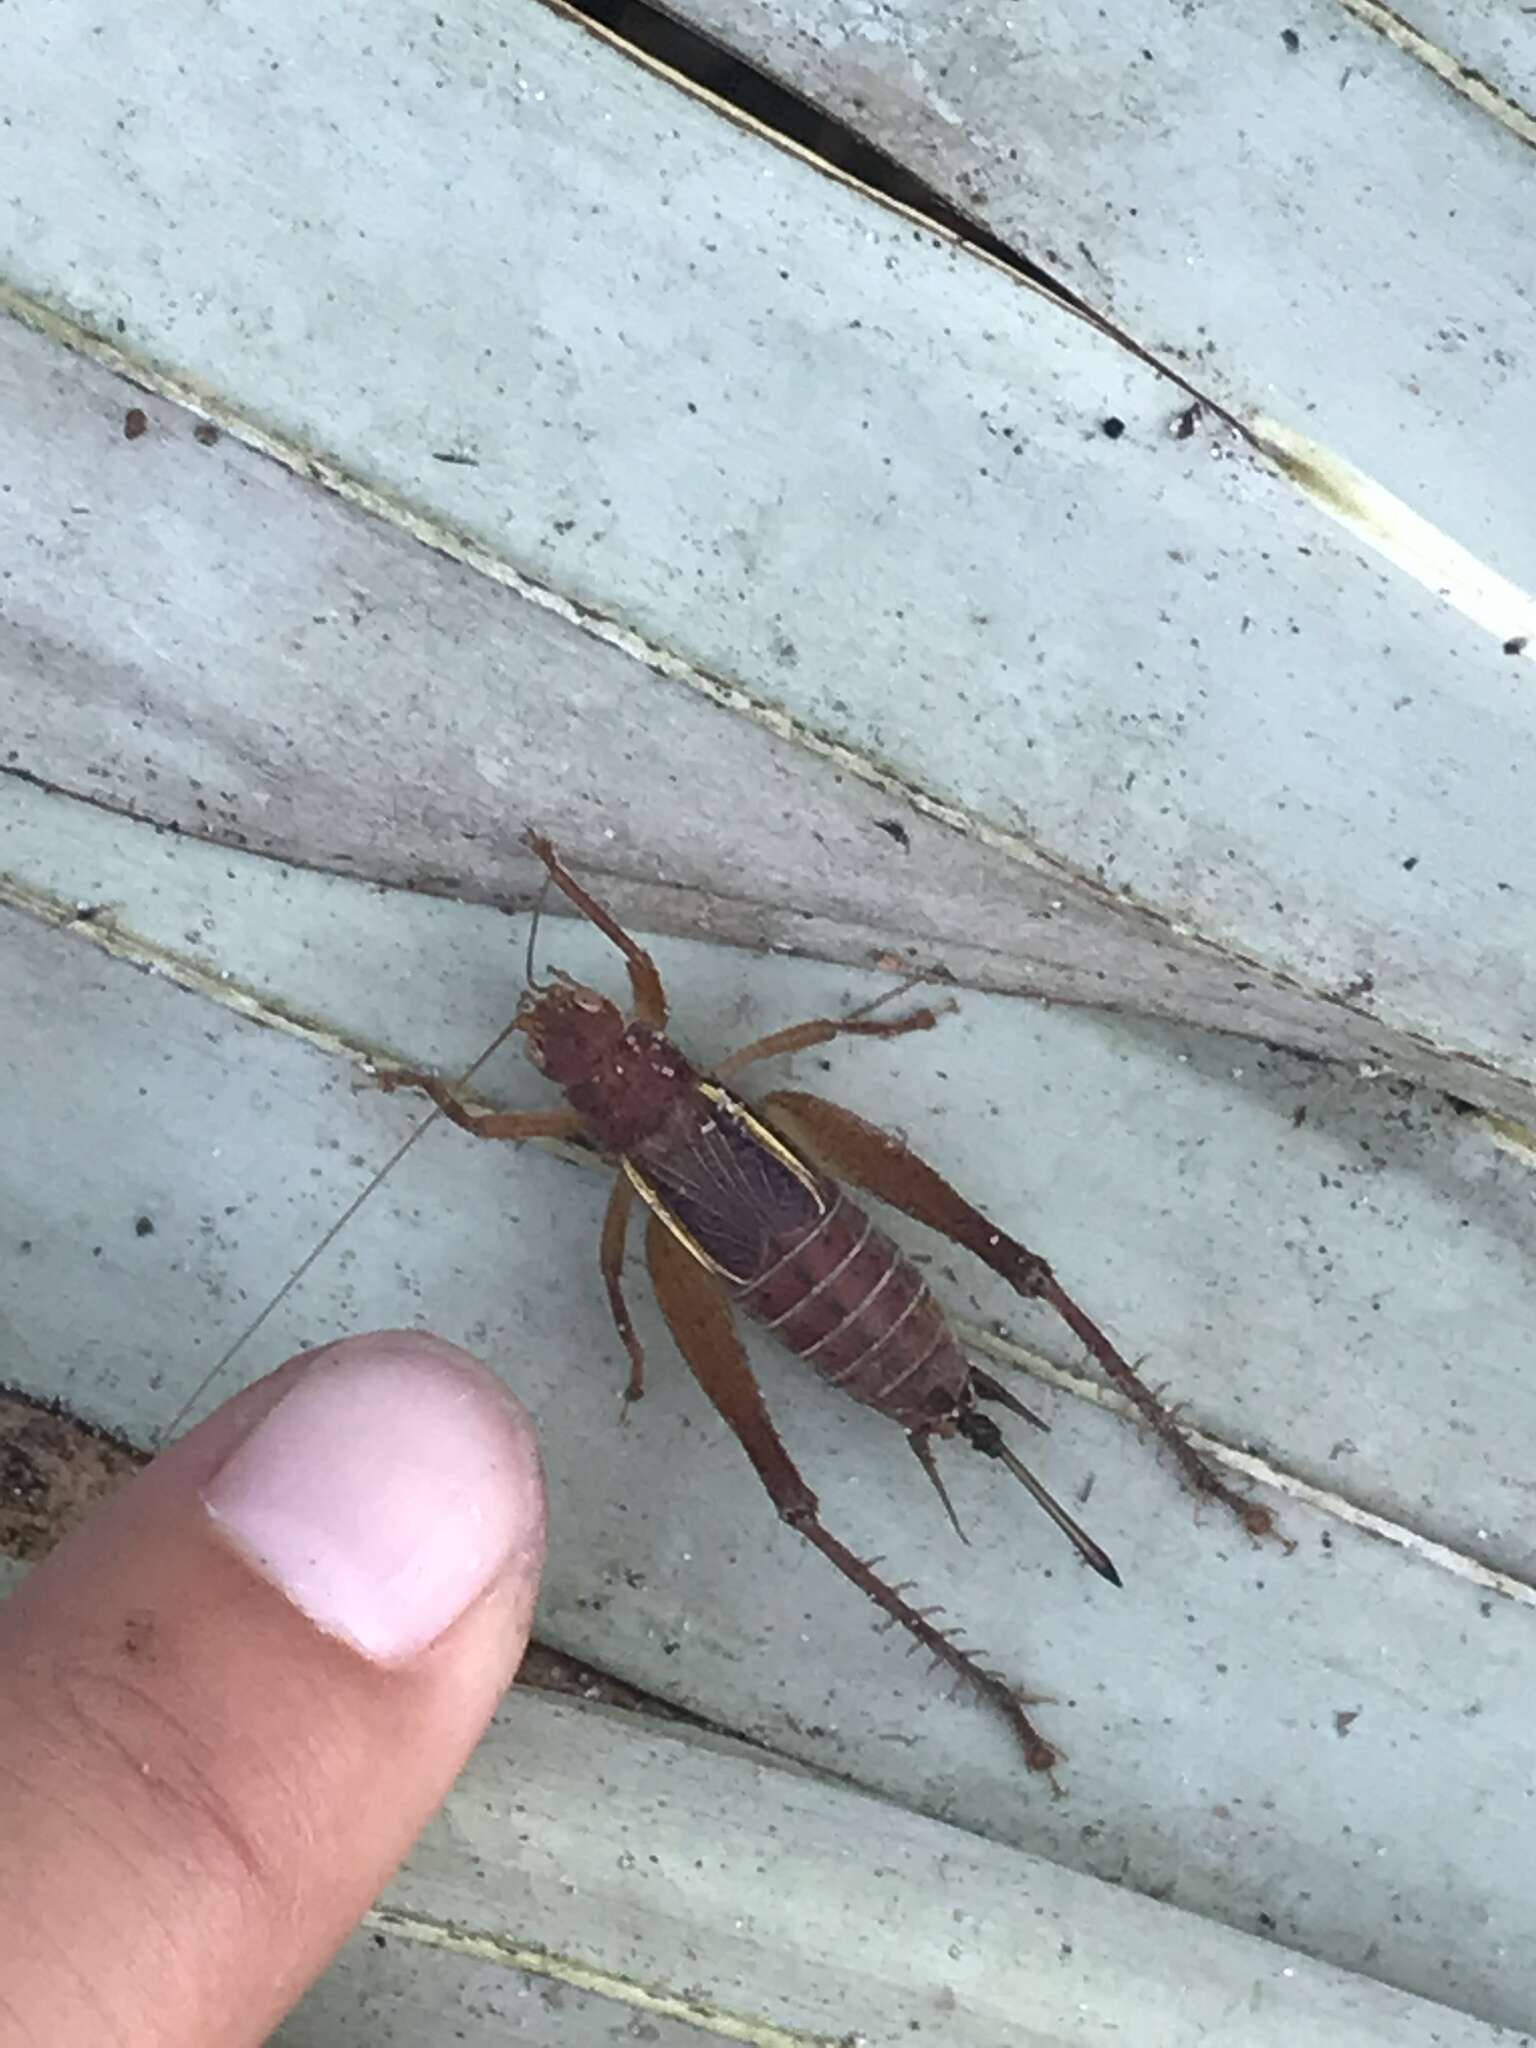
[
  {"xmin": 279, "ymin": 1919, "xmax": 728, "ymax": 2048},
  {"xmin": 5, "ymin": 314, "xmax": 1449, "ymax": 1091},
  {"xmin": 1, "ymin": 0, "xmax": 1533, "ymax": 1099},
  {"xmin": 668, "ymin": 0, "xmax": 1536, "ymax": 588}
]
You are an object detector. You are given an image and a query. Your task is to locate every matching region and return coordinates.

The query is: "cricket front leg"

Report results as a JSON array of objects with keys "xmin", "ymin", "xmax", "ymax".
[
  {"xmin": 373, "ymin": 1068, "xmax": 582, "ymax": 1142},
  {"xmin": 644, "ymin": 1212, "xmax": 1061, "ymax": 1774},
  {"xmin": 524, "ymin": 830, "xmax": 669, "ymax": 1029},
  {"xmin": 760, "ymin": 1089, "xmax": 1278, "ymax": 1544}
]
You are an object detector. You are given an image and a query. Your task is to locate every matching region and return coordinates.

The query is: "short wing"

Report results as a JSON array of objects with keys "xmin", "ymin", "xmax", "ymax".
[{"xmin": 626, "ymin": 1087, "xmax": 825, "ymax": 1286}]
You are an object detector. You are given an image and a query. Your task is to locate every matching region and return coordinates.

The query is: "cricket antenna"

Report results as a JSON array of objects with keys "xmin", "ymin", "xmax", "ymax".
[
  {"xmin": 523, "ymin": 867, "xmax": 555, "ymax": 991},
  {"xmin": 957, "ymin": 1408, "xmax": 1122, "ymax": 1587},
  {"xmin": 157, "ymin": 1011, "xmax": 525, "ymax": 1448}
]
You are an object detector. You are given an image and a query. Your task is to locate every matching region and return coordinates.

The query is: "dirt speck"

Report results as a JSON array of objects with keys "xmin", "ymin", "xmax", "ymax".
[
  {"xmin": 121, "ymin": 1611, "xmax": 157, "ymax": 1661},
  {"xmin": 0, "ymin": 1389, "xmax": 146, "ymax": 1565}
]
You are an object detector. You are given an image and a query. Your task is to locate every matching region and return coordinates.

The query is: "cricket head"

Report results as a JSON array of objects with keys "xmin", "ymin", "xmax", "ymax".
[{"xmin": 517, "ymin": 976, "xmax": 626, "ymax": 1091}]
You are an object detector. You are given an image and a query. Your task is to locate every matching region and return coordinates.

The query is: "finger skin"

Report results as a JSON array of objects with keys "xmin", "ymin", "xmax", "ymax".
[{"xmin": 0, "ymin": 1334, "xmax": 546, "ymax": 2047}]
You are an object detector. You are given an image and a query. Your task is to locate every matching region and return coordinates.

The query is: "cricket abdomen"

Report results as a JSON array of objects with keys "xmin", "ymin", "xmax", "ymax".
[
  {"xmin": 736, "ymin": 1188, "xmax": 971, "ymax": 1434},
  {"xmin": 620, "ymin": 1080, "xmax": 971, "ymax": 1434}
]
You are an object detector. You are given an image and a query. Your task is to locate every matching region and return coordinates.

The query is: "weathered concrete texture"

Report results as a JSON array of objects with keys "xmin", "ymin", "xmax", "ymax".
[
  {"xmin": 1, "ymin": 0, "xmax": 1532, "ymax": 1102},
  {"xmin": 380, "ymin": 1687, "xmax": 1527, "ymax": 2048},
  {"xmin": 279, "ymin": 1921, "xmax": 729, "ymax": 2048},
  {"xmin": 1367, "ymin": 0, "xmax": 1536, "ymax": 114},
  {"xmin": 7, "ymin": 313, "xmax": 1526, "ymax": 1122},
  {"xmin": 0, "ymin": 315, "xmax": 1395, "ymax": 1067},
  {"xmin": 668, "ymin": 0, "xmax": 1536, "ymax": 584}
]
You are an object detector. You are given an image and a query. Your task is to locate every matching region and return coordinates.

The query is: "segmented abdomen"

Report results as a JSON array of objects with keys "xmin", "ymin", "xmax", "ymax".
[
  {"xmin": 734, "ymin": 1187, "xmax": 970, "ymax": 1434},
  {"xmin": 623, "ymin": 1081, "xmax": 971, "ymax": 1434}
]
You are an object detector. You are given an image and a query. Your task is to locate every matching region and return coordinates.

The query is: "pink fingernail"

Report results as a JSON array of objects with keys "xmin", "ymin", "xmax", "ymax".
[{"xmin": 203, "ymin": 1334, "xmax": 544, "ymax": 1662}]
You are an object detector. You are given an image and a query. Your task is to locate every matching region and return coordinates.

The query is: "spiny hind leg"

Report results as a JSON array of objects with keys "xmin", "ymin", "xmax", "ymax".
[
  {"xmin": 759, "ymin": 1087, "xmax": 1278, "ymax": 1544},
  {"xmin": 645, "ymin": 1211, "xmax": 1061, "ymax": 1774}
]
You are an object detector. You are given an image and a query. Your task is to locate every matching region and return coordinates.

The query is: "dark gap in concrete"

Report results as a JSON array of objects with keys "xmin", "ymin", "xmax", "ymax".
[
  {"xmin": 557, "ymin": 0, "xmax": 1090, "ymax": 312},
  {"xmin": 551, "ymin": 0, "xmax": 1262, "ymax": 439}
]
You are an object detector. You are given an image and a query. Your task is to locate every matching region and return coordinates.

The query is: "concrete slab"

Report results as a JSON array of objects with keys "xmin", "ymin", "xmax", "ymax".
[{"xmin": 2, "ymin": 0, "xmax": 1532, "ymax": 1098}]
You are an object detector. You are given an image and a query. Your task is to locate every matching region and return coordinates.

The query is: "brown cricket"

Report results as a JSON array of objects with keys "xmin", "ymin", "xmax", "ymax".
[{"xmin": 378, "ymin": 833, "xmax": 1276, "ymax": 1772}]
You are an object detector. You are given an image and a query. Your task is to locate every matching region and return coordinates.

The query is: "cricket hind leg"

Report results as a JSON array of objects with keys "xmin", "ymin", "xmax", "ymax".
[
  {"xmin": 644, "ymin": 1212, "xmax": 1061, "ymax": 1774},
  {"xmin": 524, "ymin": 830, "xmax": 668, "ymax": 1029},
  {"xmin": 758, "ymin": 1088, "xmax": 1278, "ymax": 1544}
]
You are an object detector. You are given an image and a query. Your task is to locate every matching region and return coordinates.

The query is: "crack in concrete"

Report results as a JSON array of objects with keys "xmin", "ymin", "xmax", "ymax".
[
  {"xmin": 536, "ymin": 0, "xmax": 1536, "ymax": 660},
  {"xmin": 539, "ymin": 0, "xmax": 1259, "ymax": 445},
  {"xmin": 0, "ymin": 282, "xmax": 1253, "ymax": 974},
  {"xmin": 1, "ymin": 202, "xmax": 1530, "ymax": 1113},
  {"xmin": 1337, "ymin": 0, "xmax": 1536, "ymax": 147},
  {"xmin": 0, "ymin": 0, "xmax": 1530, "ymax": 1118},
  {"xmin": 0, "ymin": 859, "xmax": 401, "ymax": 1070},
  {"xmin": 364, "ymin": 1905, "xmax": 849, "ymax": 2048}
]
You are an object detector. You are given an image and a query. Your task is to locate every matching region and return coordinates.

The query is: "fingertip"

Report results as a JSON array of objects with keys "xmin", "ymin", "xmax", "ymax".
[
  {"xmin": 203, "ymin": 1331, "xmax": 546, "ymax": 1663},
  {"xmin": 0, "ymin": 1331, "xmax": 550, "ymax": 2046}
]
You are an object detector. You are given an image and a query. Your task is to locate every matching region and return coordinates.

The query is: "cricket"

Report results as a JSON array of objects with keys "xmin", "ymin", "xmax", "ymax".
[{"xmin": 373, "ymin": 832, "xmax": 1278, "ymax": 1772}]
